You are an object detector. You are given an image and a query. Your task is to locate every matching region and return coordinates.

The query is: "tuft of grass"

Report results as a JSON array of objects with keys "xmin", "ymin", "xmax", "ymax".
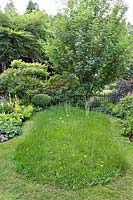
[{"xmin": 15, "ymin": 105, "xmax": 127, "ymax": 189}]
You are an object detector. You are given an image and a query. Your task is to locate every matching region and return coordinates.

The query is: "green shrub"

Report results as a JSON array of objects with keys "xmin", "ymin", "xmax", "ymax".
[
  {"xmin": 0, "ymin": 113, "xmax": 22, "ymax": 138},
  {"xmin": 117, "ymin": 96, "xmax": 133, "ymax": 119},
  {"xmin": 31, "ymin": 94, "xmax": 51, "ymax": 108},
  {"xmin": 0, "ymin": 60, "xmax": 48, "ymax": 103},
  {"xmin": 14, "ymin": 104, "xmax": 33, "ymax": 120},
  {"xmin": 15, "ymin": 106, "xmax": 127, "ymax": 189},
  {"xmin": 44, "ymin": 73, "xmax": 85, "ymax": 107},
  {"xmin": 0, "ymin": 104, "xmax": 33, "ymax": 138},
  {"xmin": 117, "ymin": 96, "xmax": 133, "ymax": 136},
  {"xmin": 123, "ymin": 117, "xmax": 133, "ymax": 136},
  {"xmin": 0, "ymin": 102, "xmax": 14, "ymax": 114},
  {"xmin": 99, "ymin": 96, "xmax": 133, "ymax": 136},
  {"xmin": 100, "ymin": 101, "xmax": 115, "ymax": 115}
]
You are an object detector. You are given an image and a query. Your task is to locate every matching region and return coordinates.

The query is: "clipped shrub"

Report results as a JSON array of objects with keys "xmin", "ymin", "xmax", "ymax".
[
  {"xmin": 0, "ymin": 60, "xmax": 48, "ymax": 103},
  {"xmin": 31, "ymin": 94, "xmax": 51, "ymax": 108}
]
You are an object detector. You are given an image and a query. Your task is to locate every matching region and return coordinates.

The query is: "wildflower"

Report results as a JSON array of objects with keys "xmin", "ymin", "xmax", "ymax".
[
  {"xmin": 66, "ymin": 115, "xmax": 69, "ymax": 117},
  {"xmin": 83, "ymin": 155, "xmax": 87, "ymax": 158},
  {"xmin": 59, "ymin": 161, "xmax": 61, "ymax": 165},
  {"xmin": 100, "ymin": 164, "xmax": 103, "ymax": 167}
]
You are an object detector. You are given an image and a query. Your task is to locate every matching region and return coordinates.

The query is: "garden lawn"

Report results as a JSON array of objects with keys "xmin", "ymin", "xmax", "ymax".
[
  {"xmin": 0, "ymin": 106, "xmax": 133, "ymax": 200},
  {"xmin": 15, "ymin": 106, "xmax": 127, "ymax": 188}
]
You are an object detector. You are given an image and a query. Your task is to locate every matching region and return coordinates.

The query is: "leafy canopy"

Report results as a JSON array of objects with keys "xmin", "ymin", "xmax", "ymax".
[
  {"xmin": 47, "ymin": 0, "xmax": 131, "ymax": 96},
  {"xmin": 0, "ymin": 8, "xmax": 49, "ymax": 71}
]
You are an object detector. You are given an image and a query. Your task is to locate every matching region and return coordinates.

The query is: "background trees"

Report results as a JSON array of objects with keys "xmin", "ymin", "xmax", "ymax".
[
  {"xmin": 0, "ymin": 3, "xmax": 49, "ymax": 72},
  {"xmin": 4, "ymin": 0, "xmax": 18, "ymax": 17},
  {"xmin": 26, "ymin": 0, "xmax": 40, "ymax": 13}
]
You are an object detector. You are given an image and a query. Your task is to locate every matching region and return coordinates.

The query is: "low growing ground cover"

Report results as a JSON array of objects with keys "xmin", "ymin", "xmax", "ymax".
[
  {"xmin": 15, "ymin": 106, "xmax": 127, "ymax": 189},
  {"xmin": 0, "ymin": 100, "xmax": 33, "ymax": 141}
]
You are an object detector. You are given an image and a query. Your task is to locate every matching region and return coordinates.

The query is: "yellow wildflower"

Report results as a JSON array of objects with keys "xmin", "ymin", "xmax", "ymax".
[{"xmin": 84, "ymin": 155, "xmax": 87, "ymax": 158}]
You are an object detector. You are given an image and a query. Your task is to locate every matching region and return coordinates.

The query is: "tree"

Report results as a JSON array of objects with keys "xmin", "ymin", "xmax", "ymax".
[
  {"xmin": 26, "ymin": 0, "xmax": 40, "ymax": 13},
  {"xmin": 15, "ymin": 11, "xmax": 49, "ymax": 40},
  {"xmin": 46, "ymin": 0, "xmax": 131, "ymax": 97},
  {"xmin": 0, "ymin": 12, "xmax": 13, "ymax": 29},
  {"xmin": 0, "ymin": 11, "xmax": 49, "ymax": 72},
  {"xmin": 4, "ymin": 0, "xmax": 18, "ymax": 17},
  {"xmin": 0, "ymin": 27, "xmax": 45, "ymax": 71}
]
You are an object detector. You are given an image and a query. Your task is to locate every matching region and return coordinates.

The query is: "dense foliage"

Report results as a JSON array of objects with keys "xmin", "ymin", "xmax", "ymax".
[
  {"xmin": 117, "ymin": 96, "xmax": 133, "ymax": 136},
  {"xmin": 46, "ymin": 0, "xmax": 130, "ymax": 96},
  {"xmin": 0, "ymin": 100, "xmax": 33, "ymax": 139},
  {"xmin": 44, "ymin": 73, "xmax": 85, "ymax": 106},
  {"xmin": 97, "ymin": 95, "xmax": 133, "ymax": 136},
  {"xmin": 0, "ymin": 8, "xmax": 49, "ymax": 71},
  {"xmin": 0, "ymin": 60, "xmax": 48, "ymax": 102},
  {"xmin": 31, "ymin": 94, "xmax": 51, "ymax": 108},
  {"xmin": 0, "ymin": 101, "xmax": 14, "ymax": 114}
]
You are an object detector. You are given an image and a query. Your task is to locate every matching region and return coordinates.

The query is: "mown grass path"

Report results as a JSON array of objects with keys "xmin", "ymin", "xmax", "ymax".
[{"xmin": 0, "ymin": 113, "xmax": 132, "ymax": 200}]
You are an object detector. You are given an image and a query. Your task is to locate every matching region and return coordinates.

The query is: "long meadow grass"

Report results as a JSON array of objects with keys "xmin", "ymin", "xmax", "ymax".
[{"xmin": 15, "ymin": 105, "xmax": 127, "ymax": 189}]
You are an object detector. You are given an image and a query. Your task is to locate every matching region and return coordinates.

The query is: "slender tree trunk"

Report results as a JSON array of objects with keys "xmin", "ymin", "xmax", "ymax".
[
  {"xmin": 85, "ymin": 95, "xmax": 91, "ymax": 111},
  {"xmin": 1, "ymin": 62, "xmax": 7, "ymax": 72}
]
